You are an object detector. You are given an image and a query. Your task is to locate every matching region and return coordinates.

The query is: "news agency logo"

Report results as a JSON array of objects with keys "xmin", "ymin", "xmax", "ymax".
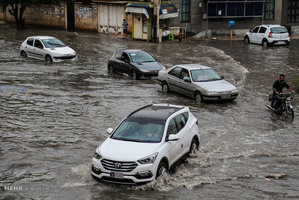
[{"xmin": 4, "ymin": 185, "xmax": 23, "ymax": 191}]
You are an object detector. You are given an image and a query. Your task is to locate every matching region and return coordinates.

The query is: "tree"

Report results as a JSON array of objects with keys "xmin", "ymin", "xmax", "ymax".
[{"xmin": 0, "ymin": 0, "xmax": 60, "ymax": 27}]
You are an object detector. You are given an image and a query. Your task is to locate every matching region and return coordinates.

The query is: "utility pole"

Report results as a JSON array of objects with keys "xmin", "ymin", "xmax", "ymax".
[{"xmin": 154, "ymin": 0, "xmax": 161, "ymax": 43}]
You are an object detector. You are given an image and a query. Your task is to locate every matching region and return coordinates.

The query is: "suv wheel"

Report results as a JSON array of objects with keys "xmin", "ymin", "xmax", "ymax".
[
  {"xmin": 156, "ymin": 161, "xmax": 168, "ymax": 178},
  {"xmin": 189, "ymin": 138, "xmax": 199, "ymax": 157}
]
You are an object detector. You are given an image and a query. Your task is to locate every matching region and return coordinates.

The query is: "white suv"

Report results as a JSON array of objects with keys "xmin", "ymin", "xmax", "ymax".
[
  {"xmin": 20, "ymin": 36, "xmax": 76, "ymax": 62},
  {"xmin": 244, "ymin": 25, "xmax": 290, "ymax": 47},
  {"xmin": 91, "ymin": 104, "xmax": 200, "ymax": 184}
]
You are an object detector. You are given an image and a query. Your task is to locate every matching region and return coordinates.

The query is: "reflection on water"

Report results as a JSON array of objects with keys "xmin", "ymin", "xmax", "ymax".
[{"xmin": 0, "ymin": 25, "xmax": 299, "ymax": 199}]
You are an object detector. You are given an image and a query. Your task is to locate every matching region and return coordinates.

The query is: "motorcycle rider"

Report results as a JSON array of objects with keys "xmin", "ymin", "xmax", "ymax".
[{"xmin": 272, "ymin": 74, "xmax": 294, "ymax": 110}]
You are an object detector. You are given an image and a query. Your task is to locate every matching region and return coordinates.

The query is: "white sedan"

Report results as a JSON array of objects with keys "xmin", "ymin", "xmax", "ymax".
[
  {"xmin": 157, "ymin": 64, "xmax": 239, "ymax": 102},
  {"xmin": 20, "ymin": 36, "xmax": 76, "ymax": 62}
]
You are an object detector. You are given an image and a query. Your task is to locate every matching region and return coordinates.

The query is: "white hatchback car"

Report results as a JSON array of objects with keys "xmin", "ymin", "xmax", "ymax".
[
  {"xmin": 244, "ymin": 25, "xmax": 290, "ymax": 47},
  {"xmin": 20, "ymin": 36, "xmax": 76, "ymax": 62},
  {"xmin": 91, "ymin": 104, "xmax": 200, "ymax": 184}
]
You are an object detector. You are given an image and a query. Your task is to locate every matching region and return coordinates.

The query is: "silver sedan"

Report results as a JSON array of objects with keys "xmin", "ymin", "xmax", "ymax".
[{"xmin": 157, "ymin": 64, "xmax": 239, "ymax": 102}]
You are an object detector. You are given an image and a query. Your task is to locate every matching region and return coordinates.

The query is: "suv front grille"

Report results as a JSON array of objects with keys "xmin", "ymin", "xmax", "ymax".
[{"xmin": 101, "ymin": 159, "xmax": 137, "ymax": 172}]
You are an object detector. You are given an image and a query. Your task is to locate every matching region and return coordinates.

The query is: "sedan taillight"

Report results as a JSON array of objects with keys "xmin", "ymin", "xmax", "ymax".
[{"xmin": 268, "ymin": 32, "xmax": 273, "ymax": 38}]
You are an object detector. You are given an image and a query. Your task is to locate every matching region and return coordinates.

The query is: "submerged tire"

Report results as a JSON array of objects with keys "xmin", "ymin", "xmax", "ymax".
[
  {"xmin": 194, "ymin": 92, "xmax": 202, "ymax": 103},
  {"xmin": 262, "ymin": 40, "xmax": 269, "ymax": 47},
  {"xmin": 162, "ymin": 82, "xmax": 170, "ymax": 93},
  {"xmin": 189, "ymin": 138, "xmax": 199, "ymax": 157},
  {"xmin": 108, "ymin": 65, "xmax": 114, "ymax": 74},
  {"xmin": 20, "ymin": 51, "xmax": 27, "ymax": 58},
  {"xmin": 156, "ymin": 161, "xmax": 168, "ymax": 178},
  {"xmin": 244, "ymin": 37, "xmax": 250, "ymax": 44},
  {"xmin": 131, "ymin": 70, "xmax": 138, "ymax": 80},
  {"xmin": 286, "ymin": 106, "xmax": 294, "ymax": 119},
  {"xmin": 45, "ymin": 55, "xmax": 53, "ymax": 63}
]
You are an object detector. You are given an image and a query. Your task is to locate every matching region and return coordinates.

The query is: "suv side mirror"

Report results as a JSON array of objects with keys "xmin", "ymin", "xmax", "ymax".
[
  {"xmin": 167, "ymin": 134, "xmax": 179, "ymax": 141},
  {"xmin": 183, "ymin": 77, "xmax": 191, "ymax": 82},
  {"xmin": 106, "ymin": 128, "xmax": 113, "ymax": 135}
]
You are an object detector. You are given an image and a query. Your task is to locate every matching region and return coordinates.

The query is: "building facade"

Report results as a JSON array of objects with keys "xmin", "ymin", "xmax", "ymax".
[{"xmin": 170, "ymin": 0, "xmax": 299, "ymax": 36}]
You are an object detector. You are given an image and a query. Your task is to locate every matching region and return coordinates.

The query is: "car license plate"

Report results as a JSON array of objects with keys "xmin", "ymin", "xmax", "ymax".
[
  {"xmin": 222, "ymin": 95, "xmax": 231, "ymax": 99},
  {"xmin": 110, "ymin": 172, "xmax": 124, "ymax": 179}
]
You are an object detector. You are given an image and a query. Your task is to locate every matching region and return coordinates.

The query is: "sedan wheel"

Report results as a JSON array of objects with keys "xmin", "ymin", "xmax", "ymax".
[
  {"xmin": 20, "ymin": 51, "xmax": 27, "ymax": 58},
  {"xmin": 131, "ymin": 70, "xmax": 138, "ymax": 80},
  {"xmin": 108, "ymin": 65, "xmax": 114, "ymax": 74},
  {"xmin": 194, "ymin": 92, "xmax": 202, "ymax": 103},
  {"xmin": 162, "ymin": 82, "xmax": 170, "ymax": 93},
  {"xmin": 45, "ymin": 55, "xmax": 53, "ymax": 63},
  {"xmin": 156, "ymin": 161, "xmax": 167, "ymax": 178}
]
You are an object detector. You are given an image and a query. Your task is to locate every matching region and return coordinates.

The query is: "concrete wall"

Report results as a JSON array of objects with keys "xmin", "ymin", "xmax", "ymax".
[
  {"xmin": 75, "ymin": 3, "xmax": 98, "ymax": 31},
  {"xmin": 4, "ymin": 3, "xmax": 66, "ymax": 28}
]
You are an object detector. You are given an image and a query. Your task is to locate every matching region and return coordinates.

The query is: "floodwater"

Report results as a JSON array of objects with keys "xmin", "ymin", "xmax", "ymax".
[{"xmin": 0, "ymin": 25, "xmax": 298, "ymax": 200}]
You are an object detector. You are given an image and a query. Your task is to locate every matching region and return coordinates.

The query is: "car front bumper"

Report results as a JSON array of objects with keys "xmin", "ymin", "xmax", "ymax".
[
  {"xmin": 91, "ymin": 158, "xmax": 157, "ymax": 185},
  {"xmin": 53, "ymin": 55, "xmax": 77, "ymax": 62},
  {"xmin": 138, "ymin": 71, "xmax": 160, "ymax": 79},
  {"xmin": 202, "ymin": 92, "xmax": 239, "ymax": 101}
]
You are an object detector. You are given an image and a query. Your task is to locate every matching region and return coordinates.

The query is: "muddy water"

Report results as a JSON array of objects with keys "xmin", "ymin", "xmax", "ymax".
[{"xmin": 0, "ymin": 25, "xmax": 298, "ymax": 199}]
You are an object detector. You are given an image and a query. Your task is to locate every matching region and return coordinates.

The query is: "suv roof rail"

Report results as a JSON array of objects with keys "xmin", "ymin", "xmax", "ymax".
[{"xmin": 127, "ymin": 104, "xmax": 153, "ymax": 117}]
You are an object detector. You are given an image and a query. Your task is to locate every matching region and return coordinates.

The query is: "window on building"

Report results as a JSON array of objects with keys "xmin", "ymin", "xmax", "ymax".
[
  {"xmin": 181, "ymin": 0, "xmax": 190, "ymax": 22},
  {"xmin": 288, "ymin": 0, "xmax": 299, "ymax": 22},
  {"xmin": 264, "ymin": 0, "xmax": 275, "ymax": 20}
]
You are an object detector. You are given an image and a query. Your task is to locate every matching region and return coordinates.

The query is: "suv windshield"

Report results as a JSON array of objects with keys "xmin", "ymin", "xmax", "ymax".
[
  {"xmin": 129, "ymin": 51, "xmax": 156, "ymax": 63},
  {"xmin": 42, "ymin": 38, "xmax": 66, "ymax": 48},
  {"xmin": 111, "ymin": 118, "xmax": 164, "ymax": 143},
  {"xmin": 271, "ymin": 27, "xmax": 287, "ymax": 34},
  {"xmin": 190, "ymin": 69, "xmax": 221, "ymax": 82}
]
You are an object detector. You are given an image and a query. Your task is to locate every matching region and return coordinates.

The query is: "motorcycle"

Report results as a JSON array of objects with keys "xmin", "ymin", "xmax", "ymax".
[{"xmin": 267, "ymin": 92, "xmax": 294, "ymax": 119}]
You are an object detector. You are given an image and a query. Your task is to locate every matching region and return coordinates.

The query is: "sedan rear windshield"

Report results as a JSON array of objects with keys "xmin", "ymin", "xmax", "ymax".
[
  {"xmin": 270, "ymin": 27, "xmax": 288, "ymax": 34},
  {"xmin": 42, "ymin": 38, "xmax": 66, "ymax": 48},
  {"xmin": 190, "ymin": 69, "xmax": 221, "ymax": 82},
  {"xmin": 129, "ymin": 52, "xmax": 156, "ymax": 63},
  {"xmin": 111, "ymin": 118, "xmax": 164, "ymax": 143}
]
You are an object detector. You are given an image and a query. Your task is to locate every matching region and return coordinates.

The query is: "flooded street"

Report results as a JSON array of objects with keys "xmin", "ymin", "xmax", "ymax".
[{"xmin": 1, "ymin": 25, "xmax": 299, "ymax": 199}]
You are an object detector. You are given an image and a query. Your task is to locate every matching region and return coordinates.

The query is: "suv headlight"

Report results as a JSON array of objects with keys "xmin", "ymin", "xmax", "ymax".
[
  {"xmin": 139, "ymin": 68, "xmax": 150, "ymax": 73},
  {"xmin": 93, "ymin": 151, "xmax": 102, "ymax": 160},
  {"xmin": 138, "ymin": 153, "xmax": 158, "ymax": 164}
]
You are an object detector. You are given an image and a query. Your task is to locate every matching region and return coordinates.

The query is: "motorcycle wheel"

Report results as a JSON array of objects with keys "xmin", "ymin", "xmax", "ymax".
[{"xmin": 286, "ymin": 106, "xmax": 294, "ymax": 119}]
